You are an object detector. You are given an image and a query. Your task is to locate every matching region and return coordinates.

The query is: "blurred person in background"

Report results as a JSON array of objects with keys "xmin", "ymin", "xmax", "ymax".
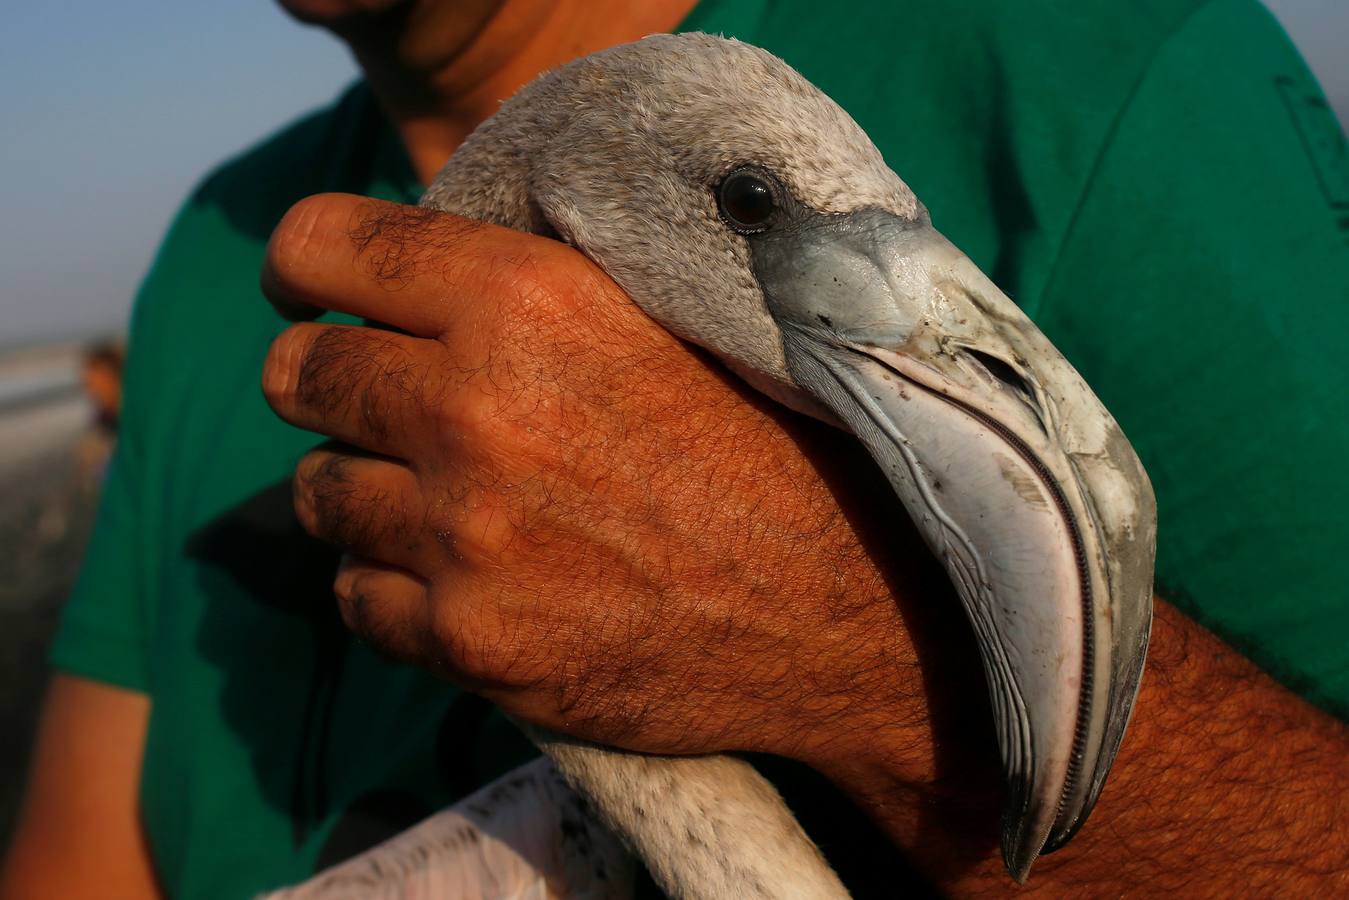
[
  {"xmin": 80, "ymin": 341, "xmax": 124, "ymax": 435},
  {"xmin": 75, "ymin": 340, "xmax": 125, "ymax": 486},
  {"xmin": 3, "ymin": 1, "xmax": 1347, "ymax": 898},
  {"xmin": 32, "ymin": 340, "xmax": 126, "ymax": 556}
]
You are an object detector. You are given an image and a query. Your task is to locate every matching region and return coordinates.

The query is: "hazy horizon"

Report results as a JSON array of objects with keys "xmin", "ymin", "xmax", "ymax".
[{"xmin": 1, "ymin": 0, "xmax": 1345, "ymax": 347}]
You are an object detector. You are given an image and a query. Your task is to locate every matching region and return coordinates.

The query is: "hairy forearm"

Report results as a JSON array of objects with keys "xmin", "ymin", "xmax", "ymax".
[
  {"xmin": 827, "ymin": 600, "xmax": 1349, "ymax": 895},
  {"xmin": 266, "ymin": 195, "xmax": 1347, "ymax": 893}
]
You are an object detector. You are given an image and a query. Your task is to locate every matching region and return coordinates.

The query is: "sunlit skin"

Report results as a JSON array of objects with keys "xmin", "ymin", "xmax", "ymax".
[
  {"xmin": 256, "ymin": 195, "xmax": 1348, "ymax": 895},
  {"xmin": 278, "ymin": 0, "xmax": 702, "ymax": 181},
  {"xmin": 3, "ymin": 3, "xmax": 1346, "ymax": 898}
]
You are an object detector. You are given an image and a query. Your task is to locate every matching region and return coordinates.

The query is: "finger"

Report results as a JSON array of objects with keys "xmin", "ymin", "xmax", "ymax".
[
  {"xmin": 293, "ymin": 444, "xmax": 446, "ymax": 575},
  {"xmin": 263, "ymin": 322, "xmax": 444, "ymax": 456},
  {"xmin": 261, "ymin": 193, "xmax": 565, "ymax": 338},
  {"xmin": 333, "ymin": 554, "xmax": 433, "ymax": 665}
]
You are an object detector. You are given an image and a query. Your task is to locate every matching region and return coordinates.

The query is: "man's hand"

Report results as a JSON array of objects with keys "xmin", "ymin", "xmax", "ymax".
[
  {"xmin": 260, "ymin": 193, "xmax": 941, "ymax": 774},
  {"xmin": 261, "ymin": 193, "xmax": 1349, "ymax": 895}
]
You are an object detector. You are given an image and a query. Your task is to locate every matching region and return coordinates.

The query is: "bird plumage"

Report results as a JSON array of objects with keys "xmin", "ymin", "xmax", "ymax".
[{"xmin": 275, "ymin": 32, "xmax": 1155, "ymax": 898}]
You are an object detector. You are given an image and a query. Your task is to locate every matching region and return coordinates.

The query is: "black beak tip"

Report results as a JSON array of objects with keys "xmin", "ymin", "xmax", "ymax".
[
  {"xmin": 1001, "ymin": 795, "xmax": 1050, "ymax": 883},
  {"xmin": 1003, "ymin": 846, "xmax": 1036, "ymax": 885}
]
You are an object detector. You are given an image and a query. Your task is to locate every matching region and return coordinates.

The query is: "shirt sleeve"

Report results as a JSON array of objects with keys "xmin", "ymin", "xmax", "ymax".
[
  {"xmin": 49, "ymin": 421, "xmax": 150, "ymax": 691},
  {"xmin": 1031, "ymin": 0, "xmax": 1349, "ymax": 714},
  {"xmin": 45, "ymin": 205, "xmax": 192, "ymax": 693}
]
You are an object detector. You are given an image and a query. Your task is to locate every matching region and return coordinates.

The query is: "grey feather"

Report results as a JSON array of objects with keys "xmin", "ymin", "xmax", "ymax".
[{"xmin": 279, "ymin": 31, "xmax": 1156, "ymax": 899}]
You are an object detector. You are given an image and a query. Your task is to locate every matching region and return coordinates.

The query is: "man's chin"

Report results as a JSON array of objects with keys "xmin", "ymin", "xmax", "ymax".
[{"xmin": 276, "ymin": 0, "xmax": 410, "ymax": 28}]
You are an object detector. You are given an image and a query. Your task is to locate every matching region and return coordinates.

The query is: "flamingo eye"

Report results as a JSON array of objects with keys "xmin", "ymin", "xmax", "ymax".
[{"xmin": 717, "ymin": 168, "xmax": 777, "ymax": 232}]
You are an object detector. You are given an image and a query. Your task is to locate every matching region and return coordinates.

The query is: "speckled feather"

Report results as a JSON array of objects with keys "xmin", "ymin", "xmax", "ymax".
[{"xmin": 423, "ymin": 33, "xmax": 921, "ymax": 394}]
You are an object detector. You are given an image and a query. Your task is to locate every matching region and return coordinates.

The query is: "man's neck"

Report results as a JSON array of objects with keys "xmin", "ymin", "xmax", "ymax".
[{"xmin": 349, "ymin": 0, "xmax": 700, "ymax": 184}]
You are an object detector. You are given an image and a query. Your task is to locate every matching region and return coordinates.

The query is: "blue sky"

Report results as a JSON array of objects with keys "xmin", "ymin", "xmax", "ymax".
[
  {"xmin": 1, "ymin": 0, "xmax": 1345, "ymax": 346},
  {"xmin": 0, "ymin": 1, "xmax": 358, "ymax": 345}
]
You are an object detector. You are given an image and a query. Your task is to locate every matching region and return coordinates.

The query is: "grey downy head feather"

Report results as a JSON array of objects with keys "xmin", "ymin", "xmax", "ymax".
[{"xmin": 423, "ymin": 32, "xmax": 1157, "ymax": 884}]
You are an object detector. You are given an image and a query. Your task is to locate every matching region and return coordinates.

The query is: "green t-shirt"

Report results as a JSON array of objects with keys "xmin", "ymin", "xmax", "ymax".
[{"xmin": 52, "ymin": 0, "xmax": 1349, "ymax": 896}]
